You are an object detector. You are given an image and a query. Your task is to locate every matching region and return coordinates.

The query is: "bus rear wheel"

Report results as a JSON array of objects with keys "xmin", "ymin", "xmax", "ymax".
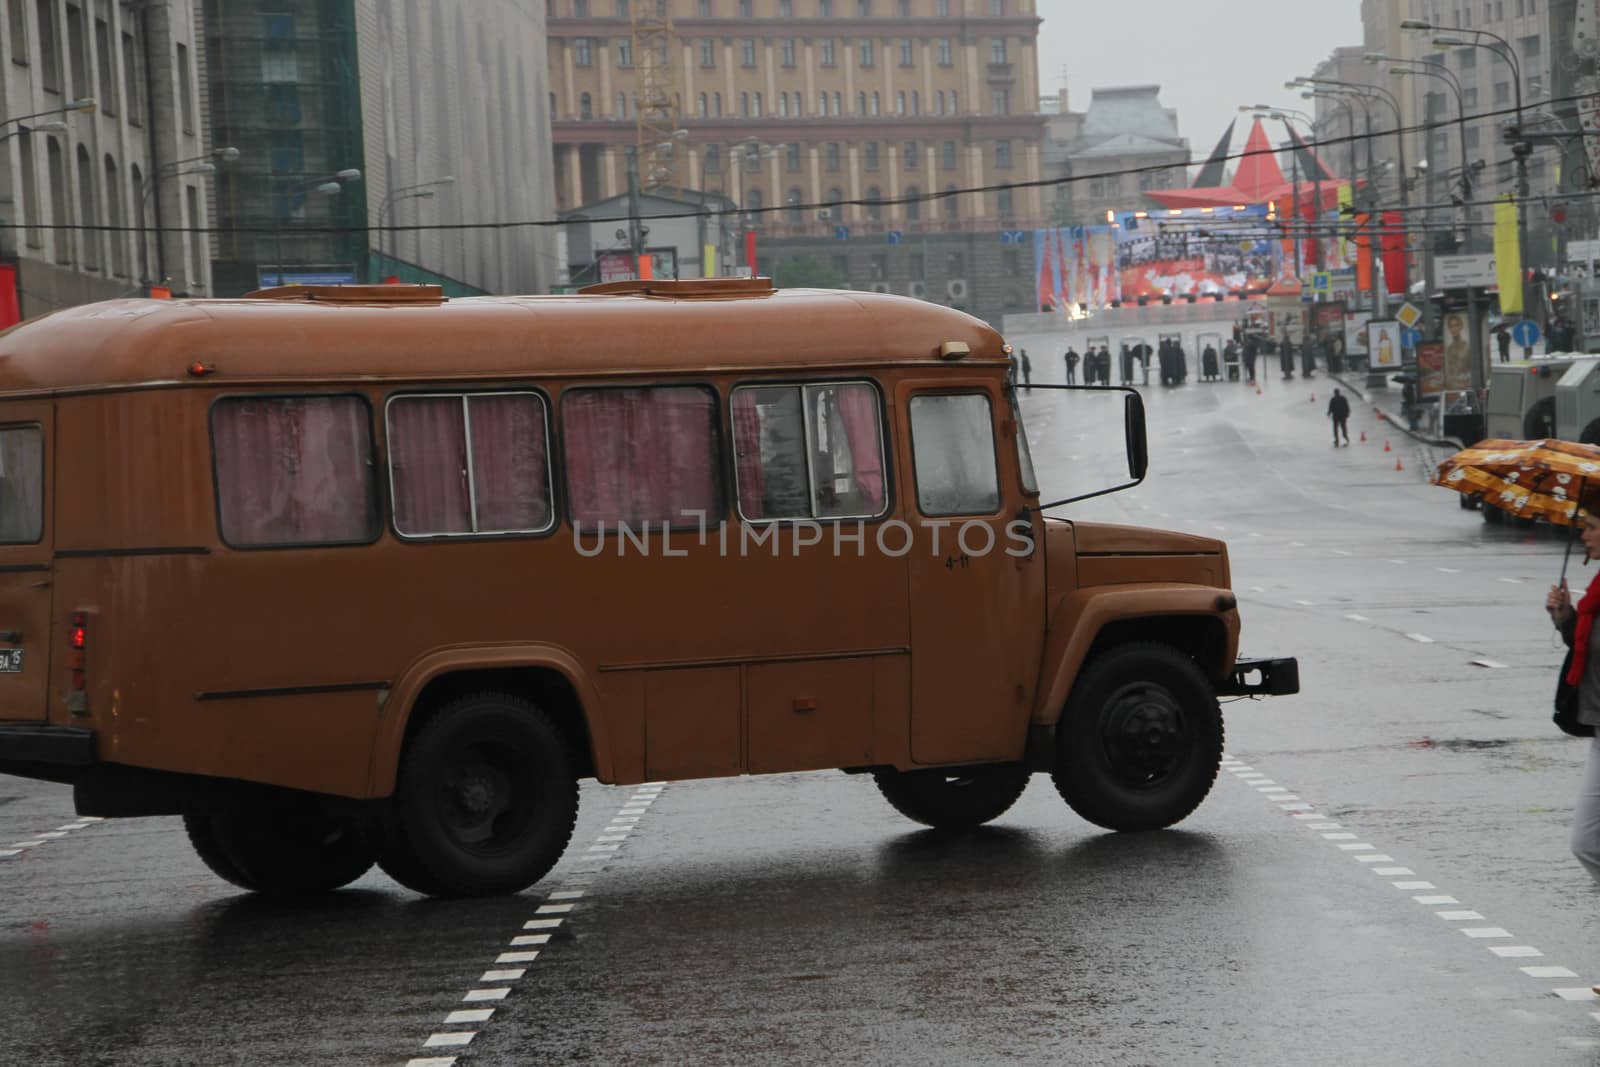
[
  {"xmin": 872, "ymin": 764, "xmax": 1029, "ymax": 829},
  {"xmin": 1052, "ymin": 642, "xmax": 1223, "ymax": 832},
  {"xmin": 183, "ymin": 807, "xmax": 376, "ymax": 894},
  {"xmin": 378, "ymin": 693, "xmax": 578, "ymax": 898}
]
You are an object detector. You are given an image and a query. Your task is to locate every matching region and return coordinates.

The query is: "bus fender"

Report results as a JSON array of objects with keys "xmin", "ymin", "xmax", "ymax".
[
  {"xmin": 1031, "ymin": 584, "xmax": 1241, "ymax": 726},
  {"xmin": 365, "ymin": 644, "xmax": 612, "ymax": 798}
]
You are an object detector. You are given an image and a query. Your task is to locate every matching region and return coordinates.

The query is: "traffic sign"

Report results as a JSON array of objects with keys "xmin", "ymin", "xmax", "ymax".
[
  {"xmin": 886, "ymin": 230, "xmax": 904, "ymax": 245},
  {"xmin": 1000, "ymin": 230, "xmax": 1028, "ymax": 245},
  {"xmin": 1396, "ymin": 302, "xmax": 1423, "ymax": 330},
  {"xmin": 1511, "ymin": 319, "xmax": 1542, "ymax": 348},
  {"xmin": 834, "ymin": 225, "xmax": 851, "ymax": 241},
  {"xmin": 1310, "ymin": 272, "xmax": 1331, "ymax": 292},
  {"xmin": 1401, "ymin": 327, "xmax": 1421, "ymax": 349}
]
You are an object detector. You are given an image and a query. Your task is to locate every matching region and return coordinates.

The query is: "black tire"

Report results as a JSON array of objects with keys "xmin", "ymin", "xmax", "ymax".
[
  {"xmin": 1051, "ymin": 642, "xmax": 1223, "ymax": 832},
  {"xmin": 378, "ymin": 692, "xmax": 578, "ymax": 898},
  {"xmin": 1482, "ymin": 501, "xmax": 1505, "ymax": 524},
  {"xmin": 873, "ymin": 764, "xmax": 1029, "ymax": 830},
  {"xmin": 183, "ymin": 807, "xmax": 376, "ymax": 894},
  {"xmin": 1458, "ymin": 493, "xmax": 1478, "ymax": 510}
]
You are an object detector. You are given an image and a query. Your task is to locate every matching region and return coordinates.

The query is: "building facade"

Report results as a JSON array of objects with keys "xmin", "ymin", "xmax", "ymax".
[
  {"xmin": 1042, "ymin": 85, "xmax": 1190, "ymax": 227},
  {"xmin": 546, "ymin": 0, "xmax": 1047, "ymax": 325},
  {"xmin": 0, "ymin": 0, "xmax": 211, "ymax": 318},
  {"xmin": 205, "ymin": 0, "xmax": 556, "ymax": 298}
]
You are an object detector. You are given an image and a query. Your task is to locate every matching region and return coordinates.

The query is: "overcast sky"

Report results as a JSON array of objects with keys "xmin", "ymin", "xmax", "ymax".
[{"xmin": 1038, "ymin": 0, "xmax": 1366, "ymax": 171}]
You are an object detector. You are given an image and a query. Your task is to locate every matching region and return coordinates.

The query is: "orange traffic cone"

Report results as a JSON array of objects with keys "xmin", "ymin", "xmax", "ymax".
[
  {"xmin": 1256, "ymin": 385, "xmax": 1263, "ymax": 396},
  {"xmin": 1360, "ymin": 431, "xmax": 1367, "ymax": 443},
  {"xmin": 1395, "ymin": 456, "xmax": 1404, "ymax": 471},
  {"xmin": 1383, "ymin": 439, "xmax": 1392, "ymax": 452},
  {"xmin": 1310, "ymin": 393, "xmax": 1316, "ymax": 403}
]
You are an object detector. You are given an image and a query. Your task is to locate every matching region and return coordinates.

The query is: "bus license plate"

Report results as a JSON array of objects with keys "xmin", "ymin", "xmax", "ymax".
[{"xmin": 0, "ymin": 649, "xmax": 23, "ymax": 672}]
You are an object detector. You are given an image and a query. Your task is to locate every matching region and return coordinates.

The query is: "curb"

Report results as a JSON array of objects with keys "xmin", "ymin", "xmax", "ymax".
[{"xmin": 1329, "ymin": 370, "xmax": 1465, "ymax": 452}]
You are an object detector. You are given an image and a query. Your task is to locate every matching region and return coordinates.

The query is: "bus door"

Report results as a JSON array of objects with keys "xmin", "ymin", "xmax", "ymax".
[
  {"xmin": 0, "ymin": 404, "xmax": 53, "ymax": 722},
  {"xmin": 900, "ymin": 380, "xmax": 1042, "ymax": 766}
]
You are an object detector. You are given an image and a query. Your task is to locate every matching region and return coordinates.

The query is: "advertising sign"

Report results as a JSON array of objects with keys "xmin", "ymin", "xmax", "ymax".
[
  {"xmin": 598, "ymin": 249, "xmax": 678, "ymax": 283},
  {"xmin": 1367, "ymin": 320, "xmax": 1403, "ymax": 371},
  {"xmin": 1344, "ymin": 312, "xmax": 1372, "ymax": 358},
  {"xmin": 1417, "ymin": 341, "xmax": 1445, "ymax": 395}
]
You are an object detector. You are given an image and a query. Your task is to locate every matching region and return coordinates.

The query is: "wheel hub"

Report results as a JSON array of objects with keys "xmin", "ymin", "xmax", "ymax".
[{"xmin": 1103, "ymin": 688, "xmax": 1186, "ymax": 784}]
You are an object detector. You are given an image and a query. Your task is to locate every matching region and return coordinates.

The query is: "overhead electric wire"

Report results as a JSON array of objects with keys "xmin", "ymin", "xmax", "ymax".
[{"xmin": 0, "ymin": 93, "xmax": 1591, "ymax": 239}]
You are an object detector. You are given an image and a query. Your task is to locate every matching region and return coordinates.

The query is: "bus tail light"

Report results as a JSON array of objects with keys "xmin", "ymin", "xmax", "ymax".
[{"xmin": 67, "ymin": 612, "xmax": 88, "ymax": 713}]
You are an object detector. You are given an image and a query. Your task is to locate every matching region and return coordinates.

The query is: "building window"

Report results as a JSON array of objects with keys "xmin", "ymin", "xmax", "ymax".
[
  {"xmin": 787, "ymin": 187, "xmax": 804, "ymax": 222},
  {"xmin": 904, "ymin": 140, "xmax": 918, "ymax": 168},
  {"xmin": 176, "ymin": 43, "xmax": 195, "ymax": 133},
  {"xmin": 699, "ymin": 0, "xmax": 712, "ymax": 13},
  {"xmin": 122, "ymin": 29, "xmax": 141, "ymax": 124},
  {"xmin": 754, "ymin": 90, "xmax": 763, "ymax": 116},
  {"xmin": 997, "ymin": 186, "xmax": 1014, "ymax": 218},
  {"xmin": 942, "ymin": 140, "xmax": 956, "ymax": 169},
  {"xmin": 820, "ymin": 38, "xmax": 835, "ymax": 66},
  {"xmin": 856, "ymin": 90, "xmax": 866, "ymax": 114},
  {"xmin": 949, "ymin": 90, "xmax": 958, "ymax": 113},
  {"xmin": 1464, "ymin": 86, "xmax": 1478, "ymax": 108},
  {"xmin": 905, "ymin": 185, "xmax": 920, "ymax": 220},
  {"xmin": 93, "ymin": 17, "xmax": 113, "ymax": 114},
  {"xmin": 777, "ymin": 92, "xmax": 788, "ymax": 117},
  {"xmin": 75, "ymin": 144, "xmax": 96, "ymax": 270},
  {"xmin": 993, "ymin": 88, "xmax": 1009, "ymax": 115},
  {"xmin": 781, "ymin": 38, "xmax": 796, "ymax": 66},
  {"xmin": 745, "ymin": 187, "xmax": 763, "ymax": 214},
  {"xmin": 865, "ymin": 187, "xmax": 882, "ymax": 221},
  {"xmin": 574, "ymin": 37, "xmax": 593, "ymax": 66},
  {"xmin": 826, "ymin": 186, "xmax": 843, "ymax": 209},
  {"xmin": 935, "ymin": 90, "xmax": 945, "ymax": 114},
  {"xmin": 1528, "ymin": 73, "xmax": 1542, "ymax": 99},
  {"xmin": 898, "ymin": 0, "xmax": 910, "ymax": 13},
  {"xmin": 937, "ymin": 38, "xmax": 952, "ymax": 65},
  {"xmin": 741, "ymin": 38, "xmax": 756, "ymax": 66},
  {"xmin": 858, "ymin": 0, "xmax": 871, "ymax": 12},
  {"xmin": 573, "ymin": 0, "xmax": 588, "ymax": 13},
  {"xmin": 990, "ymin": 38, "xmax": 1008, "ymax": 65},
  {"xmin": 45, "ymin": 137, "xmax": 66, "ymax": 263},
  {"xmin": 832, "ymin": 90, "xmax": 842, "ymax": 114},
  {"xmin": 706, "ymin": 144, "xmax": 722, "ymax": 172},
  {"xmin": 779, "ymin": 0, "xmax": 793, "ymax": 13},
  {"xmin": 911, "ymin": 90, "xmax": 920, "ymax": 115},
  {"xmin": 17, "ymin": 136, "xmax": 37, "ymax": 249},
  {"xmin": 35, "ymin": 0, "xmax": 57, "ymax": 92},
  {"xmin": 730, "ymin": 383, "xmax": 888, "ymax": 522},
  {"xmin": 860, "ymin": 39, "xmax": 874, "ymax": 67},
  {"xmin": 864, "ymin": 142, "xmax": 879, "ymax": 170},
  {"xmin": 697, "ymin": 92, "xmax": 708, "ymax": 117},
  {"xmin": 826, "ymin": 142, "xmax": 841, "ymax": 170},
  {"xmin": 616, "ymin": 37, "xmax": 632, "ymax": 66},
  {"xmin": 786, "ymin": 143, "xmax": 801, "ymax": 171},
  {"xmin": 899, "ymin": 38, "xmax": 913, "ymax": 66},
  {"xmin": 700, "ymin": 39, "xmax": 716, "ymax": 67},
  {"xmin": 937, "ymin": 0, "xmax": 949, "ymax": 12},
  {"xmin": 896, "ymin": 90, "xmax": 906, "ymax": 115},
  {"xmin": 65, "ymin": 1, "xmax": 85, "ymax": 98},
  {"xmin": 616, "ymin": 91, "xmax": 628, "ymax": 118},
  {"xmin": 818, "ymin": 89, "xmax": 829, "ymax": 114},
  {"xmin": 1465, "ymin": 125, "xmax": 1480, "ymax": 148},
  {"xmin": 1494, "ymin": 80, "xmax": 1510, "ymax": 106},
  {"xmin": 942, "ymin": 184, "xmax": 959, "ymax": 218},
  {"xmin": 8, "ymin": 0, "xmax": 27, "ymax": 65},
  {"xmin": 579, "ymin": 92, "xmax": 593, "ymax": 118},
  {"xmin": 819, "ymin": 0, "xmax": 832, "ymax": 13},
  {"xmin": 562, "ymin": 387, "xmax": 722, "ymax": 528},
  {"xmin": 990, "ymin": 0, "xmax": 1005, "ymax": 12},
  {"xmin": 740, "ymin": 91, "xmax": 750, "ymax": 117},
  {"xmin": 871, "ymin": 91, "xmax": 880, "ymax": 114},
  {"xmin": 213, "ymin": 397, "xmax": 380, "ymax": 548},
  {"xmin": 995, "ymin": 140, "xmax": 1012, "ymax": 168}
]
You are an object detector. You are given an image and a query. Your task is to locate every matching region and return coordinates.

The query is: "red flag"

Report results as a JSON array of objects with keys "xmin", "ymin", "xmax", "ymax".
[
  {"xmin": 0, "ymin": 265, "xmax": 19, "ymax": 328},
  {"xmin": 1381, "ymin": 211, "xmax": 1408, "ymax": 296}
]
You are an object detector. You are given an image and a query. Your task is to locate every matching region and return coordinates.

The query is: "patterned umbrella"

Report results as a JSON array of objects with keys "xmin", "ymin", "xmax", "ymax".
[{"xmin": 1433, "ymin": 438, "xmax": 1600, "ymax": 526}]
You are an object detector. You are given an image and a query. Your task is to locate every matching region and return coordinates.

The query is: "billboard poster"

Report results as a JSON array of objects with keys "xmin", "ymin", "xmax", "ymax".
[
  {"xmin": 1035, "ymin": 206, "xmax": 1283, "ymax": 312},
  {"xmin": 598, "ymin": 249, "xmax": 678, "ymax": 283},
  {"xmin": 1368, "ymin": 320, "xmax": 1403, "ymax": 371},
  {"xmin": 1344, "ymin": 312, "xmax": 1371, "ymax": 358},
  {"xmin": 1418, "ymin": 341, "xmax": 1445, "ymax": 395},
  {"xmin": 1441, "ymin": 308, "xmax": 1473, "ymax": 390}
]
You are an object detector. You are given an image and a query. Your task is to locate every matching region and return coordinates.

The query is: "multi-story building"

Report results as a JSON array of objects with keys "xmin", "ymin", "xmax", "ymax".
[
  {"xmin": 205, "ymin": 0, "xmax": 556, "ymax": 298},
  {"xmin": 1042, "ymin": 85, "xmax": 1189, "ymax": 227},
  {"xmin": 546, "ymin": 0, "xmax": 1047, "ymax": 326},
  {"xmin": 0, "ymin": 0, "xmax": 210, "ymax": 319}
]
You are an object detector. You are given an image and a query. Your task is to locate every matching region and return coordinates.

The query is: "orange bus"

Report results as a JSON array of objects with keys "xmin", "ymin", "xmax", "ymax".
[{"xmin": 0, "ymin": 278, "xmax": 1295, "ymax": 897}]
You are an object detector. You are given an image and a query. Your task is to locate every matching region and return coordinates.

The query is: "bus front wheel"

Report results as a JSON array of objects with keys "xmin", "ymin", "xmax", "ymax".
[
  {"xmin": 872, "ymin": 764, "xmax": 1029, "ymax": 829},
  {"xmin": 379, "ymin": 692, "xmax": 578, "ymax": 898},
  {"xmin": 183, "ymin": 807, "xmax": 376, "ymax": 894}
]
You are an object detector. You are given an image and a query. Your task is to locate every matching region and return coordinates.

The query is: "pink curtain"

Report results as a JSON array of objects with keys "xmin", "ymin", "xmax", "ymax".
[
  {"xmin": 564, "ymin": 388, "xmax": 718, "ymax": 526},
  {"xmin": 388, "ymin": 397, "xmax": 470, "ymax": 535},
  {"xmin": 834, "ymin": 384, "xmax": 885, "ymax": 514},
  {"xmin": 731, "ymin": 390, "xmax": 765, "ymax": 520},
  {"xmin": 468, "ymin": 394, "xmax": 551, "ymax": 532},
  {"xmin": 214, "ymin": 396, "xmax": 375, "ymax": 545}
]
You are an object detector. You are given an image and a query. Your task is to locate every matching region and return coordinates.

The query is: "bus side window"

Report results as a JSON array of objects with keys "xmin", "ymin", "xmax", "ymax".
[
  {"xmin": 731, "ymin": 381, "xmax": 888, "ymax": 522},
  {"xmin": 0, "ymin": 426, "xmax": 43, "ymax": 544},
  {"xmin": 907, "ymin": 393, "xmax": 1001, "ymax": 517},
  {"xmin": 212, "ymin": 395, "xmax": 379, "ymax": 547},
  {"xmin": 561, "ymin": 385, "xmax": 723, "ymax": 529}
]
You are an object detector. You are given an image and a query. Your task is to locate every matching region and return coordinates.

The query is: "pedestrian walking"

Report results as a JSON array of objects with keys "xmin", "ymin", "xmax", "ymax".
[
  {"xmin": 1119, "ymin": 344, "xmax": 1134, "ymax": 385},
  {"xmin": 1544, "ymin": 508, "xmax": 1600, "ymax": 914},
  {"xmin": 1064, "ymin": 346, "xmax": 1079, "ymax": 385},
  {"xmin": 1244, "ymin": 338, "xmax": 1258, "ymax": 384},
  {"xmin": 1327, "ymin": 388, "xmax": 1350, "ymax": 446},
  {"xmin": 1496, "ymin": 326, "xmax": 1511, "ymax": 363},
  {"xmin": 1008, "ymin": 353, "xmax": 1019, "ymax": 388},
  {"xmin": 1021, "ymin": 348, "xmax": 1033, "ymax": 391}
]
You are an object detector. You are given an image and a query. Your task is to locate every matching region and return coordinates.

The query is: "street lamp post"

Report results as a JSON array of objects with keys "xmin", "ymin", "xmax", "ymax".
[
  {"xmin": 376, "ymin": 176, "xmax": 456, "ymax": 279},
  {"xmin": 1402, "ymin": 19, "xmax": 1536, "ymax": 327},
  {"xmin": 267, "ymin": 169, "xmax": 362, "ymax": 287}
]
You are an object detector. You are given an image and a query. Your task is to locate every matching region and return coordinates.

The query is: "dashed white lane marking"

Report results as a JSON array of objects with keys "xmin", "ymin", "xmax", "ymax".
[
  {"xmin": 1405, "ymin": 633, "xmax": 1436, "ymax": 644},
  {"xmin": 1294, "ymin": 599, "xmax": 1316, "ymax": 607},
  {"xmin": 1345, "ymin": 613, "xmax": 1370, "ymax": 622},
  {"xmin": 1499, "ymin": 577, "xmax": 1526, "ymax": 584},
  {"xmin": 1473, "ymin": 658, "xmax": 1510, "ymax": 669},
  {"xmin": 1438, "ymin": 567, "xmax": 1462, "ymax": 574},
  {"xmin": 1289, "ymin": 541, "xmax": 1307, "ymax": 548},
  {"xmin": 1, "ymin": 818, "xmax": 100, "ymax": 861},
  {"xmin": 405, "ymin": 783, "xmax": 667, "ymax": 1067},
  {"xmin": 1333, "ymin": 549, "xmax": 1353, "ymax": 557},
  {"xmin": 1388, "ymin": 559, "xmax": 1408, "ymax": 565},
  {"xmin": 1221, "ymin": 754, "xmax": 1593, "ymax": 1007}
]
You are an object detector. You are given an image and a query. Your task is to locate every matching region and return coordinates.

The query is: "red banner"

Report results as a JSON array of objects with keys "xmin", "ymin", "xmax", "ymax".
[
  {"xmin": 0, "ymin": 264, "xmax": 19, "ymax": 329},
  {"xmin": 1381, "ymin": 211, "xmax": 1408, "ymax": 297}
]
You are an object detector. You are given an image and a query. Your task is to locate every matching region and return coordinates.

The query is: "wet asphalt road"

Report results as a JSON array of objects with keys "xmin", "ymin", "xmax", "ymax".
[{"xmin": 6, "ymin": 348, "xmax": 1600, "ymax": 1065}]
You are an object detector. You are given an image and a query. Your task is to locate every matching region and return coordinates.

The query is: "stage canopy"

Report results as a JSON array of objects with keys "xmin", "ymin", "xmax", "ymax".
[{"xmin": 1147, "ymin": 118, "xmax": 1353, "ymax": 212}]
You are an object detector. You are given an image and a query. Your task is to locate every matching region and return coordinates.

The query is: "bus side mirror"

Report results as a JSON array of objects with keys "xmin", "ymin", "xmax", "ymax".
[{"xmin": 1125, "ymin": 392, "xmax": 1148, "ymax": 482}]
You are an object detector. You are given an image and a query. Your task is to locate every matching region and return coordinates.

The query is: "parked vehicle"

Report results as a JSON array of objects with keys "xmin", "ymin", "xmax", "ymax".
[{"xmin": 0, "ymin": 278, "xmax": 1298, "ymax": 898}]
